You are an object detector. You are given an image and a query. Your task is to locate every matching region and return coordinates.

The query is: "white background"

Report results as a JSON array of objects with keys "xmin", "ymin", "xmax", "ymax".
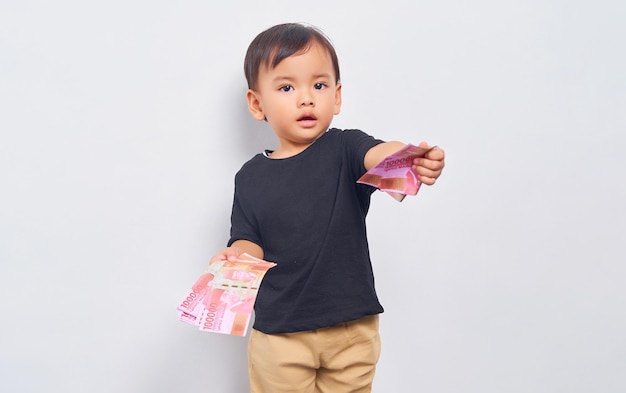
[{"xmin": 1, "ymin": 1, "xmax": 625, "ymax": 392}]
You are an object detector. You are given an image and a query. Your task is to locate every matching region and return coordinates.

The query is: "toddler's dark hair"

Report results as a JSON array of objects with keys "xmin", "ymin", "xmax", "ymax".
[{"xmin": 244, "ymin": 23, "xmax": 341, "ymax": 90}]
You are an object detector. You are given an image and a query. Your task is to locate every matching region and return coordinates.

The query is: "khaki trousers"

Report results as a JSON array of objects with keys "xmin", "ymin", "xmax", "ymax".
[{"xmin": 248, "ymin": 314, "xmax": 381, "ymax": 393}]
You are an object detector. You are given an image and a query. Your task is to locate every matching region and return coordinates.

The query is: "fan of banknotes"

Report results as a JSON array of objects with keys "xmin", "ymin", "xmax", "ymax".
[
  {"xmin": 177, "ymin": 253, "xmax": 276, "ymax": 336},
  {"xmin": 357, "ymin": 144, "xmax": 434, "ymax": 201}
]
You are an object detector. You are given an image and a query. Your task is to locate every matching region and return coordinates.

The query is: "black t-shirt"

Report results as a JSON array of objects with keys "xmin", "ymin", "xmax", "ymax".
[{"xmin": 228, "ymin": 128, "xmax": 385, "ymax": 334}]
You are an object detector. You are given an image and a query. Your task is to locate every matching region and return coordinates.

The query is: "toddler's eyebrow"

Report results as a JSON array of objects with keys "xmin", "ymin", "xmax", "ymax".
[
  {"xmin": 272, "ymin": 73, "xmax": 332, "ymax": 83},
  {"xmin": 272, "ymin": 75, "xmax": 294, "ymax": 83},
  {"xmin": 312, "ymin": 73, "xmax": 332, "ymax": 79}
]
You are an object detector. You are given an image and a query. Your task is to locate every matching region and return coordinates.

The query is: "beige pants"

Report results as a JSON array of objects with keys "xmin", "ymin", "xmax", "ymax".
[{"xmin": 248, "ymin": 314, "xmax": 381, "ymax": 393}]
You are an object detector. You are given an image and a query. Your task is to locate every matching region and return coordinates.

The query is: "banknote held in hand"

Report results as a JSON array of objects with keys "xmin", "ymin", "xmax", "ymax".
[
  {"xmin": 177, "ymin": 253, "xmax": 276, "ymax": 336},
  {"xmin": 357, "ymin": 144, "xmax": 434, "ymax": 201}
]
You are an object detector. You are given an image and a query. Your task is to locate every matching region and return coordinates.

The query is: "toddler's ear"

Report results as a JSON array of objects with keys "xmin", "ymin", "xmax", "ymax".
[
  {"xmin": 334, "ymin": 82, "xmax": 342, "ymax": 115},
  {"xmin": 246, "ymin": 90, "xmax": 266, "ymax": 121}
]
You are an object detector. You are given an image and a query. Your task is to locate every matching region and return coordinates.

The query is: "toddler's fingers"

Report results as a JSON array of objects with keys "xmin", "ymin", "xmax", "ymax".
[
  {"xmin": 418, "ymin": 141, "xmax": 431, "ymax": 149},
  {"xmin": 414, "ymin": 164, "xmax": 440, "ymax": 179},
  {"xmin": 412, "ymin": 157, "xmax": 444, "ymax": 171},
  {"xmin": 210, "ymin": 248, "xmax": 239, "ymax": 265},
  {"xmin": 418, "ymin": 174, "xmax": 437, "ymax": 186},
  {"xmin": 425, "ymin": 146, "xmax": 444, "ymax": 161}
]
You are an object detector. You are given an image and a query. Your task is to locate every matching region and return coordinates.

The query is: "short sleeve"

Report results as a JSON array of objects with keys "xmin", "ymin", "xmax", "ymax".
[
  {"xmin": 227, "ymin": 177, "xmax": 263, "ymax": 248},
  {"xmin": 341, "ymin": 129, "xmax": 384, "ymax": 180}
]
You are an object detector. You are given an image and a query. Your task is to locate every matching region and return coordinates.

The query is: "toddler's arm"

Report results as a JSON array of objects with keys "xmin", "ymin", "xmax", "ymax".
[{"xmin": 364, "ymin": 141, "xmax": 445, "ymax": 186}]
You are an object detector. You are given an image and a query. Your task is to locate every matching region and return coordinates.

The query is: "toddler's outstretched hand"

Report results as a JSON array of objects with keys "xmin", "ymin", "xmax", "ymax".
[{"xmin": 412, "ymin": 141, "xmax": 445, "ymax": 185}]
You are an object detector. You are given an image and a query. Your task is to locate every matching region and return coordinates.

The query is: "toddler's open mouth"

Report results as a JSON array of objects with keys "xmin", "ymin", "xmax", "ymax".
[{"xmin": 297, "ymin": 114, "xmax": 318, "ymax": 127}]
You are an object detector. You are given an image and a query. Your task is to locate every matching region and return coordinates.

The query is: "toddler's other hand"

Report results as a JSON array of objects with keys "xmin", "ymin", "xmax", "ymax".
[
  {"xmin": 412, "ymin": 141, "xmax": 445, "ymax": 185},
  {"xmin": 209, "ymin": 247, "xmax": 242, "ymax": 268}
]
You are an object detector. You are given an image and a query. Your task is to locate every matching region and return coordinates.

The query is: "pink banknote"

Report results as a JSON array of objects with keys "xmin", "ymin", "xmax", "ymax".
[
  {"xmin": 357, "ymin": 144, "xmax": 434, "ymax": 202},
  {"xmin": 177, "ymin": 253, "xmax": 276, "ymax": 336}
]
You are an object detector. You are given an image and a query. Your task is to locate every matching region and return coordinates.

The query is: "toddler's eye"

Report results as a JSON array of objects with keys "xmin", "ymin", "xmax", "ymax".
[
  {"xmin": 280, "ymin": 85, "xmax": 293, "ymax": 92},
  {"xmin": 314, "ymin": 83, "xmax": 326, "ymax": 90}
]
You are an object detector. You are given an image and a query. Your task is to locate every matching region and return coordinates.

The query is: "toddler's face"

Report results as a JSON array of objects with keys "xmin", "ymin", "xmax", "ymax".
[{"xmin": 247, "ymin": 41, "xmax": 342, "ymax": 157}]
